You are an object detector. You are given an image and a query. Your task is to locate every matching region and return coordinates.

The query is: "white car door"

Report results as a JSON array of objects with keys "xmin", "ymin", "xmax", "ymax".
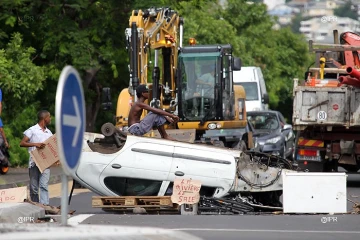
[
  {"xmin": 168, "ymin": 145, "xmax": 237, "ymax": 198},
  {"xmin": 100, "ymin": 139, "xmax": 174, "ymax": 196}
]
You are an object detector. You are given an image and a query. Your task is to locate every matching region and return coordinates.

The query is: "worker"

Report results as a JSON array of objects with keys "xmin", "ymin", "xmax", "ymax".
[
  {"xmin": 195, "ymin": 64, "xmax": 215, "ymax": 99},
  {"xmin": 20, "ymin": 110, "xmax": 53, "ymax": 205}
]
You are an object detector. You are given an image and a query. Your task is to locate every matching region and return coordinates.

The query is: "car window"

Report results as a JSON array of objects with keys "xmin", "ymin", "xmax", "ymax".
[
  {"xmin": 247, "ymin": 113, "xmax": 279, "ymax": 130},
  {"xmin": 278, "ymin": 112, "xmax": 286, "ymax": 125},
  {"xmin": 104, "ymin": 177, "xmax": 162, "ymax": 196}
]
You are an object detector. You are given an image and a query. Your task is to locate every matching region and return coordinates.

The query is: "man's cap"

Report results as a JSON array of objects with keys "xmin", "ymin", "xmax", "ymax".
[{"xmin": 136, "ymin": 84, "xmax": 149, "ymax": 95}]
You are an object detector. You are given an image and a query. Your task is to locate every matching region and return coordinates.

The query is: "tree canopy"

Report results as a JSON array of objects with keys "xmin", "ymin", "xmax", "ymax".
[{"xmin": 0, "ymin": 0, "xmax": 311, "ymax": 166}]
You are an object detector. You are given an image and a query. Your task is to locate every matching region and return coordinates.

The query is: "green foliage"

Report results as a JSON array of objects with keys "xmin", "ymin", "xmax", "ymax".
[
  {"xmin": 0, "ymin": 33, "xmax": 45, "ymax": 110},
  {"xmin": 176, "ymin": 0, "xmax": 312, "ymax": 118},
  {"xmin": 3, "ymin": 103, "xmax": 40, "ymax": 167}
]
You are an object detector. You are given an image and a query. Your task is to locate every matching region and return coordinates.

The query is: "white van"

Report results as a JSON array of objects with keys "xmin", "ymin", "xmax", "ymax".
[{"xmin": 233, "ymin": 66, "xmax": 269, "ymax": 111}]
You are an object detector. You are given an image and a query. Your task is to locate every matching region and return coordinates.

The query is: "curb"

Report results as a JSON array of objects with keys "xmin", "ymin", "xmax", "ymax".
[{"xmin": 0, "ymin": 174, "xmax": 72, "ymax": 190}]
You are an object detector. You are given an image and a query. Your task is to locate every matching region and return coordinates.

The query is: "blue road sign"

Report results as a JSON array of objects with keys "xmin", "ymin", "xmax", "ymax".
[{"xmin": 56, "ymin": 66, "xmax": 85, "ymax": 176}]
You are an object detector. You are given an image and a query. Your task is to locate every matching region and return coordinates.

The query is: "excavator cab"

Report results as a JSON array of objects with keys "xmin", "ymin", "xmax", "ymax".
[{"xmin": 177, "ymin": 44, "xmax": 241, "ymax": 124}]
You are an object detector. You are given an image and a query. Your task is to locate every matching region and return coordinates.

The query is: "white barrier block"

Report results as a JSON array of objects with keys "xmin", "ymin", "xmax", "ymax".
[{"xmin": 283, "ymin": 172, "xmax": 347, "ymax": 213}]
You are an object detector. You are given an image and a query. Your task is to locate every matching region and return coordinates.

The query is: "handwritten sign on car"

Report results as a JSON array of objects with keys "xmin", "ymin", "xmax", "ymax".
[{"xmin": 171, "ymin": 178, "xmax": 201, "ymax": 204}]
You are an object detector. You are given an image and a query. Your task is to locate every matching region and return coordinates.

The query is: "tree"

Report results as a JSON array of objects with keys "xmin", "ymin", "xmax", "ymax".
[
  {"xmin": 221, "ymin": 0, "xmax": 311, "ymax": 112},
  {"xmin": 0, "ymin": 0, "xmax": 134, "ymax": 132},
  {"xmin": 0, "ymin": 0, "xmax": 136, "ymax": 166},
  {"xmin": 0, "ymin": 33, "xmax": 45, "ymax": 113}
]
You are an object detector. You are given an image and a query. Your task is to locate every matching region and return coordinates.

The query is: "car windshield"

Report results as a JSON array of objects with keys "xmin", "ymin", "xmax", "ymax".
[{"xmin": 247, "ymin": 112, "xmax": 279, "ymax": 130}]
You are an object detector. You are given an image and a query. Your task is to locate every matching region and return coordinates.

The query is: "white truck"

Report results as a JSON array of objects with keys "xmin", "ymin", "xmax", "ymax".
[{"xmin": 233, "ymin": 67, "xmax": 269, "ymax": 111}]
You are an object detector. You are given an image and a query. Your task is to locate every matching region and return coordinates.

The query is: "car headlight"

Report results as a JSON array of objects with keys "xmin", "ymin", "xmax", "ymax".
[{"xmin": 265, "ymin": 136, "xmax": 281, "ymax": 144}]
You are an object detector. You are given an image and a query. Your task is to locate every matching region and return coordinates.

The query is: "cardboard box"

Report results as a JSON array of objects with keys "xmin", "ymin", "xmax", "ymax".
[
  {"xmin": 30, "ymin": 134, "xmax": 60, "ymax": 173},
  {"xmin": 0, "ymin": 186, "xmax": 27, "ymax": 203}
]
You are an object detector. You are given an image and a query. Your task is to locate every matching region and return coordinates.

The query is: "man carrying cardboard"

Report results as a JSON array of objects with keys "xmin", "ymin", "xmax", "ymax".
[{"xmin": 20, "ymin": 110, "xmax": 53, "ymax": 205}]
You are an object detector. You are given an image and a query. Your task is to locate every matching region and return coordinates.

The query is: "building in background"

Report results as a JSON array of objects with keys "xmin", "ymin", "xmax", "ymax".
[
  {"xmin": 263, "ymin": 0, "xmax": 286, "ymax": 10},
  {"xmin": 299, "ymin": 16, "xmax": 360, "ymax": 42},
  {"xmin": 268, "ymin": 4, "xmax": 301, "ymax": 25}
]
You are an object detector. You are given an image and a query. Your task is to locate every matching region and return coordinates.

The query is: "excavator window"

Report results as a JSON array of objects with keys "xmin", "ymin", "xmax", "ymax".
[{"xmin": 178, "ymin": 52, "xmax": 219, "ymax": 121}]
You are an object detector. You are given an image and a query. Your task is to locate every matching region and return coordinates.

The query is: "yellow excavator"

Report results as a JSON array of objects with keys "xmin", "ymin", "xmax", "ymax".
[{"xmin": 104, "ymin": 7, "xmax": 250, "ymax": 149}]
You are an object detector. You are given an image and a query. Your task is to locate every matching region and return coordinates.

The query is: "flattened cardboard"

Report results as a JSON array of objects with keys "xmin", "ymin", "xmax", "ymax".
[
  {"xmin": 0, "ymin": 186, "xmax": 27, "ymax": 203},
  {"xmin": 30, "ymin": 134, "xmax": 60, "ymax": 173},
  {"xmin": 171, "ymin": 178, "xmax": 201, "ymax": 205}
]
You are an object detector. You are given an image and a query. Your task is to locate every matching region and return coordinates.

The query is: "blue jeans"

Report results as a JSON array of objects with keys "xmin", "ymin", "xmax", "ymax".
[
  {"xmin": 29, "ymin": 166, "xmax": 50, "ymax": 205},
  {"xmin": 128, "ymin": 112, "xmax": 167, "ymax": 136}
]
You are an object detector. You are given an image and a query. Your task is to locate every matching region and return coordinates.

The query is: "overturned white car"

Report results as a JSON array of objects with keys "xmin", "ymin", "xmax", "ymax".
[{"xmin": 70, "ymin": 124, "xmax": 298, "ymax": 211}]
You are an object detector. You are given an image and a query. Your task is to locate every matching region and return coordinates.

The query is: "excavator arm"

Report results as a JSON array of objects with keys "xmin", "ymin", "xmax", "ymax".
[
  {"xmin": 117, "ymin": 8, "xmax": 183, "ymax": 129},
  {"xmin": 340, "ymin": 32, "xmax": 360, "ymax": 68},
  {"xmin": 125, "ymin": 7, "xmax": 182, "ymax": 106}
]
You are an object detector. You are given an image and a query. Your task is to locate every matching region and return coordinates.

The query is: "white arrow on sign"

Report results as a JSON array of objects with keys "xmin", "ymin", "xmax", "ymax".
[{"xmin": 63, "ymin": 96, "xmax": 81, "ymax": 147}]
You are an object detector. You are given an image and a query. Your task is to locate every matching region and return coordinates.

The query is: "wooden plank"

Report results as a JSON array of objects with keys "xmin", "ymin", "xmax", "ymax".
[
  {"xmin": 309, "ymin": 68, "xmax": 347, "ymax": 74},
  {"xmin": 92, "ymin": 198, "xmax": 103, "ymax": 207},
  {"xmin": 92, "ymin": 196, "xmax": 176, "ymax": 209},
  {"xmin": 100, "ymin": 205, "xmax": 172, "ymax": 208},
  {"xmin": 125, "ymin": 198, "xmax": 137, "ymax": 205}
]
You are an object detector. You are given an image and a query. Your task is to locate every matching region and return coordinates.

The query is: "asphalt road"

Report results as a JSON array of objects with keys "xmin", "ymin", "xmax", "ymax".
[
  {"xmin": 48, "ymin": 173, "xmax": 360, "ymax": 240},
  {"xmin": 0, "ymin": 166, "xmax": 64, "ymax": 189}
]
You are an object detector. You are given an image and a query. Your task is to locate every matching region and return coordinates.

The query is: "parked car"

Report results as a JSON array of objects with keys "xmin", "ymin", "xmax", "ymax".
[{"xmin": 247, "ymin": 110, "xmax": 295, "ymax": 159}]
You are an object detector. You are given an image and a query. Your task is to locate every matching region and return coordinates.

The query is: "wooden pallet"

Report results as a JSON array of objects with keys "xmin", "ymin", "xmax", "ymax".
[{"xmin": 92, "ymin": 196, "xmax": 179, "ymax": 213}]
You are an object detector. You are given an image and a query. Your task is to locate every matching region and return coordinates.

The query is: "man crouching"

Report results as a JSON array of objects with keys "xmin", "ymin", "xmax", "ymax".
[{"xmin": 128, "ymin": 84, "xmax": 179, "ymax": 140}]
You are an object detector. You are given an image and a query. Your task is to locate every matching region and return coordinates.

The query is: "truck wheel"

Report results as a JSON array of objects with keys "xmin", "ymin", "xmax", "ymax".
[
  {"xmin": 343, "ymin": 166, "xmax": 359, "ymax": 173},
  {"xmin": 0, "ymin": 166, "xmax": 9, "ymax": 174}
]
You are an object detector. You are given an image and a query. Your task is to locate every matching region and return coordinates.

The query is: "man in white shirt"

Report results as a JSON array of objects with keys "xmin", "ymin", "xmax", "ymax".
[{"xmin": 20, "ymin": 110, "xmax": 53, "ymax": 205}]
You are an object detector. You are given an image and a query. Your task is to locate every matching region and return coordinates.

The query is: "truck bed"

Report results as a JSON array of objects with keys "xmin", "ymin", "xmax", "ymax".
[{"xmin": 292, "ymin": 84, "xmax": 360, "ymax": 130}]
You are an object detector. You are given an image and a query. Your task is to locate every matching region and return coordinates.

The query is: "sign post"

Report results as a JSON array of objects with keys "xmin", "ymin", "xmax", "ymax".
[{"xmin": 55, "ymin": 66, "xmax": 85, "ymax": 226}]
